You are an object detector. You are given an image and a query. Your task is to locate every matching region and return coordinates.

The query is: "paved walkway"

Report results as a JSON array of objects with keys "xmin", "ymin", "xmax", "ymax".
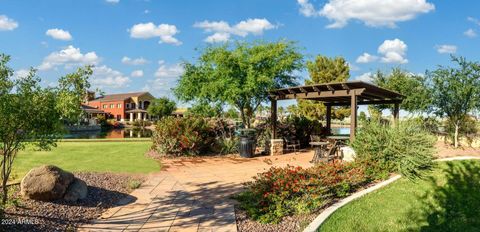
[{"xmin": 78, "ymin": 151, "xmax": 314, "ymax": 232}]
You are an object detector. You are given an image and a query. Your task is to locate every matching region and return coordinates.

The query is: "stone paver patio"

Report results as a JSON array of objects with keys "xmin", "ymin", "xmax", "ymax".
[{"xmin": 78, "ymin": 151, "xmax": 314, "ymax": 232}]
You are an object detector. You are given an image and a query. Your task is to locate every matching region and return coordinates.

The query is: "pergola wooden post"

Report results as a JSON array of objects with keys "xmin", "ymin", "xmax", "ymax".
[
  {"xmin": 350, "ymin": 90, "xmax": 357, "ymax": 141},
  {"xmin": 326, "ymin": 104, "xmax": 332, "ymax": 134},
  {"xmin": 270, "ymin": 97, "xmax": 277, "ymax": 139},
  {"xmin": 268, "ymin": 81, "xmax": 404, "ymax": 143}
]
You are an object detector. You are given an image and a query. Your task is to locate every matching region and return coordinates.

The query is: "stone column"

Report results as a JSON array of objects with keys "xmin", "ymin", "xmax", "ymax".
[
  {"xmin": 138, "ymin": 112, "xmax": 142, "ymax": 120},
  {"xmin": 130, "ymin": 113, "xmax": 133, "ymax": 122},
  {"xmin": 270, "ymin": 139, "xmax": 284, "ymax": 156}
]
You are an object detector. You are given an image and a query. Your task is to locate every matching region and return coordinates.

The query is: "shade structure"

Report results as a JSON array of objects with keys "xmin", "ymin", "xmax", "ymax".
[{"xmin": 268, "ymin": 81, "xmax": 404, "ymax": 142}]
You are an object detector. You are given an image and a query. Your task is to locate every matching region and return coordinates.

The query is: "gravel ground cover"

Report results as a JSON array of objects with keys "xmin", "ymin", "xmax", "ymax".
[
  {"xmin": 1, "ymin": 172, "xmax": 145, "ymax": 232},
  {"xmin": 235, "ymin": 206, "xmax": 316, "ymax": 232}
]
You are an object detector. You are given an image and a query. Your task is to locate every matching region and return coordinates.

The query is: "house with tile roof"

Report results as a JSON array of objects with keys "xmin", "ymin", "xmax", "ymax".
[{"xmin": 83, "ymin": 91, "xmax": 156, "ymax": 122}]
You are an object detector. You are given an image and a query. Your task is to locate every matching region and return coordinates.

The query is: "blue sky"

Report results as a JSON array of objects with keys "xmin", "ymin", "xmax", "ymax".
[{"xmin": 1, "ymin": 0, "xmax": 479, "ymax": 109}]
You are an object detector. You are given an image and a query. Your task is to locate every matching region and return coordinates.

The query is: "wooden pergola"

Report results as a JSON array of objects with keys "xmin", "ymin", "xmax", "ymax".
[{"xmin": 268, "ymin": 81, "xmax": 404, "ymax": 142}]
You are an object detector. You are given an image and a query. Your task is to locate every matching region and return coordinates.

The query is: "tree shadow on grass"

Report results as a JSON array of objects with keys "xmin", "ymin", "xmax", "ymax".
[{"xmin": 404, "ymin": 160, "xmax": 480, "ymax": 232}]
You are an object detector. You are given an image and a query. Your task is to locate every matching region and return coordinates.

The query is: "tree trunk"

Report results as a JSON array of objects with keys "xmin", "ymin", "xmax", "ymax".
[
  {"xmin": 1, "ymin": 154, "xmax": 7, "ymax": 205},
  {"xmin": 240, "ymin": 108, "xmax": 248, "ymax": 128},
  {"xmin": 454, "ymin": 123, "xmax": 459, "ymax": 148}
]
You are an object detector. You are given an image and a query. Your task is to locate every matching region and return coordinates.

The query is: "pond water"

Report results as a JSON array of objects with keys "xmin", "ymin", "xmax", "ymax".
[
  {"xmin": 64, "ymin": 127, "xmax": 350, "ymax": 139},
  {"xmin": 331, "ymin": 127, "xmax": 350, "ymax": 135},
  {"xmin": 63, "ymin": 128, "xmax": 152, "ymax": 139}
]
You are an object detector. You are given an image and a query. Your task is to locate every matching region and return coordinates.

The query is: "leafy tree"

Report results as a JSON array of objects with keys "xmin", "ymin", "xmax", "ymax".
[
  {"xmin": 56, "ymin": 66, "xmax": 93, "ymax": 124},
  {"xmin": 186, "ymin": 102, "xmax": 223, "ymax": 118},
  {"xmin": 428, "ymin": 56, "xmax": 480, "ymax": 148},
  {"xmin": 296, "ymin": 55, "xmax": 350, "ymax": 121},
  {"xmin": 224, "ymin": 107, "xmax": 240, "ymax": 119},
  {"xmin": 174, "ymin": 40, "xmax": 303, "ymax": 128},
  {"xmin": 147, "ymin": 97, "xmax": 177, "ymax": 119},
  {"xmin": 372, "ymin": 68, "xmax": 431, "ymax": 115},
  {"xmin": 0, "ymin": 55, "xmax": 90, "ymax": 205}
]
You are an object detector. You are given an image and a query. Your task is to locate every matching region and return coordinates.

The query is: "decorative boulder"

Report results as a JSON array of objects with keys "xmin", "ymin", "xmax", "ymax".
[
  {"xmin": 64, "ymin": 178, "xmax": 88, "ymax": 202},
  {"xmin": 21, "ymin": 165, "xmax": 74, "ymax": 201}
]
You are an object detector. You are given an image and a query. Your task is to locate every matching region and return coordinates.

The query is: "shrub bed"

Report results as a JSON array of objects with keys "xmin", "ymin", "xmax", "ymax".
[
  {"xmin": 236, "ymin": 162, "xmax": 366, "ymax": 224},
  {"xmin": 236, "ymin": 120, "xmax": 435, "ymax": 224},
  {"xmin": 152, "ymin": 116, "xmax": 237, "ymax": 156}
]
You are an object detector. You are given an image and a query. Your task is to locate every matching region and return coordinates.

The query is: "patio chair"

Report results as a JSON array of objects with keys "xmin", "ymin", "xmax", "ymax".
[
  {"xmin": 310, "ymin": 135, "xmax": 322, "ymax": 147},
  {"xmin": 325, "ymin": 140, "xmax": 339, "ymax": 161},
  {"xmin": 284, "ymin": 137, "xmax": 301, "ymax": 154}
]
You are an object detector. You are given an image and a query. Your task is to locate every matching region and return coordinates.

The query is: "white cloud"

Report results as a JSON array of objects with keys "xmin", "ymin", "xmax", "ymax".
[
  {"xmin": 378, "ymin": 39, "xmax": 408, "ymax": 64},
  {"xmin": 297, "ymin": 0, "xmax": 317, "ymax": 17},
  {"xmin": 13, "ymin": 69, "xmax": 30, "ymax": 80},
  {"xmin": 131, "ymin": 70, "xmax": 144, "ymax": 78},
  {"xmin": 356, "ymin": 53, "xmax": 378, "ymax": 63},
  {"xmin": 205, "ymin": 32, "xmax": 230, "ymax": 43},
  {"xmin": 347, "ymin": 62, "xmax": 360, "ymax": 71},
  {"xmin": 46, "ymin": 28, "xmax": 72, "ymax": 41},
  {"xmin": 105, "ymin": 0, "xmax": 119, "ymax": 4},
  {"xmin": 143, "ymin": 61, "xmax": 184, "ymax": 97},
  {"xmin": 194, "ymin": 18, "xmax": 276, "ymax": 43},
  {"xmin": 129, "ymin": 22, "xmax": 182, "ymax": 45},
  {"xmin": 468, "ymin": 17, "xmax": 480, "ymax": 26},
  {"xmin": 121, "ymin": 56, "xmax": 148, "ymax": 65},
  {"xmin": 154, "ymin": 60, "xmax": 184, "ymax": 78},
  {"xmin": 297, "ymin": 0, "xmax": 434, "ymax": 28},
  {"xmin": 354, "ymin": 72, "xmax": 373, "ymax": 82},
  {"xmin": 0, "ymin": 15, "xmax": 18, "ymax": 31},
  {"xmin": 464, "ymin": 29, "xmax": 477, "ymax": 38},
  {"xmin": 436, "ymin": 44, "xmax": 457, "ymax": 54},
  {"xmin": 91, "ymin": 65, "xmax": 130, "ymax": 89},
  {"xmin": 38, "ymin": 45, "xmax": 100, "ymax": 71}
]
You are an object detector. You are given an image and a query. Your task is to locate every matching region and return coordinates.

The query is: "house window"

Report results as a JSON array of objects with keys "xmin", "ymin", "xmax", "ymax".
[
  {"xmin": 117, "ymin": 103, "xmax": 122, "ymax": 108},
  {"xmin": 102, "ymin": 104, "xmax": 107, "ymax": 109},
  {"xmin": 126, "ymin": 103, "xmax": 130, "ymax": 109},
  {"xmin": 110, "ymin": 104, "xmax": 114, "ymax": 108}
]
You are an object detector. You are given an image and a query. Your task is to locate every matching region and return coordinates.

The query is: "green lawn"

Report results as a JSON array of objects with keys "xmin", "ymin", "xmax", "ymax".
[
  {"xmin": 11, "ymin": 141, "xmax": 160, "ymax": 182},
  {"xmin": 320, "ymin": 160, "xmax": 480, "ymax": 232}
]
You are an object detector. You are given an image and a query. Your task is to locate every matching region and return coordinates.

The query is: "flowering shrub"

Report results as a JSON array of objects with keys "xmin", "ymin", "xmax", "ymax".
[
  {"xmin": 236, "ymin": 162, "xmax": 366, "ymax": 223},
  {"xmin": 152, "ymin": 117, "xmax": 239, "ymax": 156},
  {"xmin": 152, "ymin": 116, "xmax": 215, "ymax": 156}
]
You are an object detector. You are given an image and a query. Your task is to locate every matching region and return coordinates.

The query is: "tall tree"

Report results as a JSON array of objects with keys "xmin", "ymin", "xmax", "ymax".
[
  {"xmin": 56, "ymin": 66, "xmax": 93, "ymax": 124},
  {"xmin": 0, "ymin": 54, "xmax": 91, "ymax": 205},
  {"xmin": 428, "ymin": 56, "xmax": 480, "ymax": 148},
  {"xmin": 147, "ymin": 97, "xmax": 177, "ymax": 119},
  {"xmin": 174, "ymin": 40, "xmax": 303, "ymax": 128},
  {"xmin": 296, "ymin": 55, "xmax": 350, "ymax": 121},
  {"xmin": 372, "ymin": 68, "xmax": 432, "ymax": 115}
]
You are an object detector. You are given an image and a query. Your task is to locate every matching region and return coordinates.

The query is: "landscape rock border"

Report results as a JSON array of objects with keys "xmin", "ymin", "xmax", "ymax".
[{"xmin": 303, "ymin": 156, "xmax": 480, "ymax": 232}]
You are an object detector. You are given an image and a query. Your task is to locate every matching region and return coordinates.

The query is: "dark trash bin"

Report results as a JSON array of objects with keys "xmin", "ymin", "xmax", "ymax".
[
  {"xmin": 237, "ymin": 129, "xmax": 256, "ymax": 158},
  {"xmin": 239, "ymin": 136, "xmax": 255, "ymax": 158}
]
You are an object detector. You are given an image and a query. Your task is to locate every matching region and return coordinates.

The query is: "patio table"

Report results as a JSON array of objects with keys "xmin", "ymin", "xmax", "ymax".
[{"xmin": 309, "ymin": 141, "xmax": 329, "ymax": 163}]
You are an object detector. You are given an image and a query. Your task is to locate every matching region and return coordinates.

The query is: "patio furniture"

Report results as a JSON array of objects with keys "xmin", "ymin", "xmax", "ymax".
[
  {"xmin": 284, "ymin": 137, "xmax": 300, "ymax": 154},
  {"xmin": 310, "ymin": 135, "xmax": 322, "ymax": 147},
  {"xmin": 309, "ymin": 141, "xmax": 328, "ymax": 163}
]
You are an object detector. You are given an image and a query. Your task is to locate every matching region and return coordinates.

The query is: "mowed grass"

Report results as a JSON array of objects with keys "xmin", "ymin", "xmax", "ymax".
[
  {"xmin": 320, "ymin": 160, "xmax": 480, "ymax": 232},
  {"xmin": 11, "ymin": 141, "xmax": 160, "ymax": 181}
]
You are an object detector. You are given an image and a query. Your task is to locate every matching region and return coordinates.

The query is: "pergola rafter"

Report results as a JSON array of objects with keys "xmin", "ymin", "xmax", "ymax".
[{"xmin": 268, "ymin": 81, "xmax": 404, "ymax": 142}]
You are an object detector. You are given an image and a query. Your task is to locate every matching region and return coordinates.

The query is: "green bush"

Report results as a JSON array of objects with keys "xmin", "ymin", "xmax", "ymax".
[
  {"xmin": 152, "ymin": 116, "xmax": 215, "ymax": 156},
  {"xmin": 351, "ymin": 120, "xmax": 435, "ymax": 180},
  {"xmin": 236, "ymin": 162, "xmax": 366, "ymax": 224},
  {"xmin": 132, "ymin": 119, "xmax": 152, "ymax": 128}
]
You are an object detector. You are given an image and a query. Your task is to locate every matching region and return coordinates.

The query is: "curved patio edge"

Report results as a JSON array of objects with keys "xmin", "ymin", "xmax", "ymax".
[{"xmin": 303, "ymin": 156, "xmax": 480, "ymax": 232}]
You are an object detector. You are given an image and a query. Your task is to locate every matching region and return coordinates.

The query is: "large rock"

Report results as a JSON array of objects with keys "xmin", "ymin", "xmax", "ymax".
[
  {"xmin": 21, "ymin": 165, "xmax": 74, "ymax": 201},
  {"xmin": 64, "ymin": 178, "xmax": 88, "ymax": 202}
]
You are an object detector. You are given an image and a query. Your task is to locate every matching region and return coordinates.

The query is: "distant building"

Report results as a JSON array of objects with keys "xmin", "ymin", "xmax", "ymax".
[{"xmin": 83, "ymin": 91, "xmax": 156, "ymax": 122}]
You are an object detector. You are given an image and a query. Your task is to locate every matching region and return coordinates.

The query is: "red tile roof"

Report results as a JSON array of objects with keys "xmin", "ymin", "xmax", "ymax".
[{"xmin": 89, "ymin": 92, "xmax": 149, "ymax": 102}]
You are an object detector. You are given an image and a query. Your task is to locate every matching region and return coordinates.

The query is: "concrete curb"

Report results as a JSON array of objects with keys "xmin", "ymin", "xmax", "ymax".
[
  {"xmin": 303, "ymin": 156, "xmax": 480, "ymax": 232},
  {"xmin": 303, "ymin": 175, "xmax": 401, "ymax": 232}
]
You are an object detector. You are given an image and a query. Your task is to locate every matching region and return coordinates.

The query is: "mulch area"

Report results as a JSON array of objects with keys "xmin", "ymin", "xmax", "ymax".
[
  {"xmin": 1, "ymin": 172, "xmax": 145, "ymax": 232},
  {"xmin": 235, "ymin": 206, "xmax": 316, "ymax": 232},
  {"xmin": 435, "ymin": 141, "xmax": 480, "ymax": 158}
]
